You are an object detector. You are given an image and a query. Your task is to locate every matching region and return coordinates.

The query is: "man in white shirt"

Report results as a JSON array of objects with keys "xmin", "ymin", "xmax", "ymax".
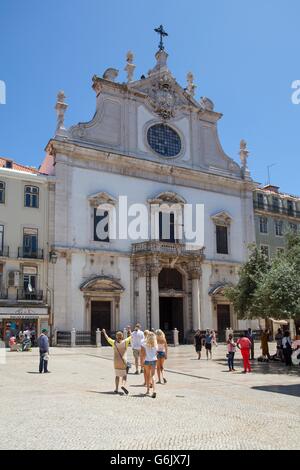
[{"xmin": 130, "ymin": 323, "xmax": 144, "ymax": 374}]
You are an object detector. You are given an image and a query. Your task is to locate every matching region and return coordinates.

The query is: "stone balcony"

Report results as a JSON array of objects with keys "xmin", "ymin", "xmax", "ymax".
[{"xmin": 132, "ymin": 240, "xmax": 205, "ymax": 257}]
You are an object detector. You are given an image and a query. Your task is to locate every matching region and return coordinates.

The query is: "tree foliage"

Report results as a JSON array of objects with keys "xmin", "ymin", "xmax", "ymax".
[{"xmin": 225, "ymin": 233, "xmax": 300, "ymax": 320}]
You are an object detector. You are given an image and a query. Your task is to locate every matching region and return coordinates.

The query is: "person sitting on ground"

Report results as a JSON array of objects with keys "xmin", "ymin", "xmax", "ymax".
[
  {"xmin": 130, "ymin": 323, "xmax": 144, "ymax": 375},
  {"xmin": 156, "ymin": 329, "xmax": 168, "ymax": 384},
  {"xmin": 102, "ymin": 329, "xmax": 131, "ymax": 395}
]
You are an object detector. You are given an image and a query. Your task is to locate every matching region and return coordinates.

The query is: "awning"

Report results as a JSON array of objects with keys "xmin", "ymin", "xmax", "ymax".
[{"xmin": 269, "ymin": 318, "xmax": 289, "ymax": 325}]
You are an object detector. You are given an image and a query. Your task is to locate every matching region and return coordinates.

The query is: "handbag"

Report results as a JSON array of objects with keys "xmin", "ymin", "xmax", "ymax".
[{"xmin": 115, "ymin": 341, "xmax": 131, "ymax": 373}]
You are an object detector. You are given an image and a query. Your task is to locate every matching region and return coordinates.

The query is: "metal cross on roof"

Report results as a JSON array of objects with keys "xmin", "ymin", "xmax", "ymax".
[{"xmin": 154, "ymin": 25, "xmax": 168, "ymax": 51}]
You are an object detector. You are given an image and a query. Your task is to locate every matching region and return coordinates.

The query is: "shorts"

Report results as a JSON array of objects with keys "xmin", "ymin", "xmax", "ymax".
[
  {"xmin": 195, "ymin": 345, "xmax": 202, "ymax": 352},
  {"xmin": 144, "ymin": 360, "xmax": 157, "ymax": 367},
  {"xmin": 157, "ymin": 351, "xmax": 166, "ymax": 359},
  {"xmin": 115, "ymin": 368, "xmax": 127, "ymax": 378},
  {"xmin": 205, "ymin": 343, "xmax": 212, "ymax": 351},
  {"xmin": 133, "ymin": 349, "xmax": 140, "ymax": 359}
]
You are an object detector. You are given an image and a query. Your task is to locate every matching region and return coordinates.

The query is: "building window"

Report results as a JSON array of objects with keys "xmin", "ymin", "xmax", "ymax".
[
  {"xmin": 275, "ymin": 220, "xmax": 283, "ymax": 236},
  {"xmin": 272, "ymin": 197, "xmax": 279, "ymax": 213},
  {"xmin": 289, "ymin": 223, "xmax": 297, "ymax": 233},
  {"xmin": 287, "ymin": 200, "xmax": 294, "ymax": 216},
  {"xmin": 24, "ymin": 186, "xmax": 39, "ymax": 208},
  {"xmin": 216, "ymin": 225, "xmax": 228, "ymax": 254},
  {"xmin": 259, "ymin": 217, "xmax": 268, "ymax": 234},
  {"xmin": 23, "ymin": 228, "xmax": 38, "ymax": 257},
  {"xmin": 257, "ymin": 193, "xmax": 264, "ymax": 209},
  {"xmin": 147, "ymin": 124, "xmax": 181, "ymax": 158},
  {"xmin": 0, "ymin": 181, "xmax": 5, "ymax": 204},
  {"xmin": 94, "ymin": 209, "xmax": 109, "ymax": 242},
  {"xmin": 159, "ymin": 212, "xmax": 176, "ymax": 243},
  {"xmin": 0, "ymin": 225, "xmax": 3, "ymax": 254},
  {"xmin": 261, "ymin": 245, "xmax": 269, "ymax": 259}
]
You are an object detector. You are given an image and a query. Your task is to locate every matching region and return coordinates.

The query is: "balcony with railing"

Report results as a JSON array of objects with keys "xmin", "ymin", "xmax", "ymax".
[
  {"xmin": 0, "ymin": 246, "xmax": 9, "ymax": 257},
  {"xmin": 17, "ymin": 289, "xmax": 44, "ymax": 301},
  {"xmin": 132, "ymin": 240, "xmax": 205, "ymax": 256},
  {"xmin": 18, "ymin": 248, "xmax": 44, "ymax": 259},
  {"xmin": 253, "ymin": 200, "xmax": 300, "ymax": 218}
]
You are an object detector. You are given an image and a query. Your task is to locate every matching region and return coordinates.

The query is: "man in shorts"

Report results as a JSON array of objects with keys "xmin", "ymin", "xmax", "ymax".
[{"xmin": 131, "ymin": 323, "xmax": 144, "ymax": 374}]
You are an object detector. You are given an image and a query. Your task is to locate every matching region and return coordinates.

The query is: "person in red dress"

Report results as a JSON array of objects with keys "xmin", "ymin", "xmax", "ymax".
[{"xmin": 237, "ymin": 332, "xmax": 252, "ymax": 373}]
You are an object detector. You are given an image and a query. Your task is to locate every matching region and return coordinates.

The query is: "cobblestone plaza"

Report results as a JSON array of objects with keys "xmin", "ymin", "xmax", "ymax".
[{"xmin": 0, "ymin": 344, "xmax": 299, "ymax": 450}]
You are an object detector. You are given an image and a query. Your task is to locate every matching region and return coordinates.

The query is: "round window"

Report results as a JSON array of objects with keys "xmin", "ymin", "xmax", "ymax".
[{"xmin": 147, "ymin": 124, "xmax": 181, "ymax": 157}]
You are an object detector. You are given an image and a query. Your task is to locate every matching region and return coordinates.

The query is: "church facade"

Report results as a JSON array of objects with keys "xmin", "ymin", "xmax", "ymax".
[{"xmin": 41, "ymin": 40, "xmax": 258, "ymax": 342}]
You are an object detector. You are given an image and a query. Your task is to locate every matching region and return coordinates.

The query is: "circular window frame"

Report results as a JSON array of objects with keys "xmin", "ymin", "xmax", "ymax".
[{"xmin": 144, "ymin": 120, "xmax": 185, "ymax": 160}]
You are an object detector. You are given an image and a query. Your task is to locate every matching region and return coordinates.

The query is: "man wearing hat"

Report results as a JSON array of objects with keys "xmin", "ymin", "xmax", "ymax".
[{"xmin": 38, "ymin": 329, "xmax": 50, "ymax": 373}]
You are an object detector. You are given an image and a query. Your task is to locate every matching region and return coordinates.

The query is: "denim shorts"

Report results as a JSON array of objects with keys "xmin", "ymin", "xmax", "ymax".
[
  {"xmin": 144, "ymin": 360, "xmax": 157, "ymax": 366},
  {"xmin": 157, "ymin": 351, "xmax": 166, "ymax": 359}
]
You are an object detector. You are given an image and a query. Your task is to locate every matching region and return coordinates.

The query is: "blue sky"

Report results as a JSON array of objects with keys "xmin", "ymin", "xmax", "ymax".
[{"xmin": 0, "ymin": 0, "xmax": 299, "ymax": 194}]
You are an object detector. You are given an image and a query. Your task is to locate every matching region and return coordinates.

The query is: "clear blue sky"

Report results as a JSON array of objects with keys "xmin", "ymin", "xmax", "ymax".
[{"xmin": 1, "ymin": 0, "xmax": 299, "ymax": 194}]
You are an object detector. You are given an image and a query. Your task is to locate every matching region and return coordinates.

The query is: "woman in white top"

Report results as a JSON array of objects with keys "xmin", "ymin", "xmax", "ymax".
[
  {"xmin": 141, "ymin": 332, "xmax": 158, "ymax": 398},
  {"xmin": 156, "ymin": 329, "xmax": 168, "ymax": 384}
]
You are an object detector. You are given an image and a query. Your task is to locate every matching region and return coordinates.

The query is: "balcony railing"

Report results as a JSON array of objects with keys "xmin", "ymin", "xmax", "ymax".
[
  {"xmin": 18, "ymin": 248, "xmax": 44, "ymax": 259},
  {"xmin": 253, "ymin": 201, "xmax": 300, "ymax": 218},
  {"xmin": 132, "ymin": 240, "xmax": 205, "ymax": 256},
  {"xmin": 17, "ymin": 289, "xmax": 43, "ymax": 301},
  {"xmin": 0, "ymin": 246, "xmax": 9, "ymax": 257},
  {"xmin": 0, "ymin": 289, "xmax": 8, "ymax": 299}
]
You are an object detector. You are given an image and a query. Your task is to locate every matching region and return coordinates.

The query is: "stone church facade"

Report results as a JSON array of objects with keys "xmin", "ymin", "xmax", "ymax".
[{"xmin": 41, "ymin": 43, "xmax": 258, "ymax": 342}]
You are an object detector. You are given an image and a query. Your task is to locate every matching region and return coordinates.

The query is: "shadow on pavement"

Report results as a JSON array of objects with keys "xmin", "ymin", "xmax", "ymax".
[
  {"xmin": 217, "ymin": 359, "xmax": 300, "ymax": 377},
  {"xmin": 252, "ymin": 384, "xmax": 300, "ymax": 397}
]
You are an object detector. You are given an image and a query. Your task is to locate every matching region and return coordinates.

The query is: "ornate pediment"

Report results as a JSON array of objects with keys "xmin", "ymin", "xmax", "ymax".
[
  {"xmin": 80, "ymin": 275, "xmax": 124, "ymax": 293},
  {"xmin": 148, "ymin": 191, "xmax": 186, "ymax": 205},
  {"xmin": 211, "ymin": 211, "xmax": 232, "ymax": 226},
  {"xmin": 88, "ymin": 191, "xmax": 117, "ymax": 207}
]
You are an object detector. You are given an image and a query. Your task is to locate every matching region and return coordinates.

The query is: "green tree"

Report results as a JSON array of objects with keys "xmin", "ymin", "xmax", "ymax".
[{"xmin": 224, "ymin": 244, "xmax": 270, "ymax": 319}]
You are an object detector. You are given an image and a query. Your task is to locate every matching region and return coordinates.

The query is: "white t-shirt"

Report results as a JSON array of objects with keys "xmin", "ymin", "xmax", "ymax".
[
  {"xmin": 131, "ymin": 330, "xmax": 144, "ymax": 350},
  {"xmin": 141, "ymin": 343, "xmax": 158, "ymax": 362}
]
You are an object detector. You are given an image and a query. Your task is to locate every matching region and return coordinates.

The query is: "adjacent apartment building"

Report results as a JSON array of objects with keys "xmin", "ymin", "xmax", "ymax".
[{"xmin": 0, "ymin": 157, "xmax": 51, "ymax": 345}]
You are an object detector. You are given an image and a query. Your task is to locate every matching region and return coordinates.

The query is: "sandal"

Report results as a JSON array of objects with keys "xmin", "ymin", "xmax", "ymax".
[{"xmin": 121, "ymin": 386, "xmax": 129, "ymax": 395}]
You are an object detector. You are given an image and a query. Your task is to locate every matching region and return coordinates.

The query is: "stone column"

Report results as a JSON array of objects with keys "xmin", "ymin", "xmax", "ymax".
[
  {"xmin": 136, "ymin": 266, "xmax": 148, "ymax": 330},
  {"xmin": 150, "ymin": 265, "xmax": 160, "ymax": 330},
  {"xmin": 191, "ymin": 269, "xmax": 201, "ymax": 331}
]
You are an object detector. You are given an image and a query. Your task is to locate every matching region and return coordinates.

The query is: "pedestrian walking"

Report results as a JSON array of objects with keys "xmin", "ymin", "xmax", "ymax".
[
  {"xmin": 282, "ymin": 331, "xmax": 293, "ymax": 366},
  {"xmin": 204, "ymin": 329, "xmax": 213, "ymax": 360},
  {"xmin": 130, "ymin": 323, "xmax": 144, "ymax": 374},
  {"xmin": 246, "ymin": 328, "xmax": 255, "ymax": 360},
  {"xmin": 140, "ymin": 329, "xmax": 150, "ymax": 386},
  {"xmin": 260, "ymin": 329, "xmax": 271, "ymax": 360},
  {"xmin": 211, "ymin": 329, "xmax": 218, "ymax": 347},
  {"xmin": 156, "ymin": 329, "xmax": 168, "ymax": 384},
  {"xmin": 141, "ymin": 331, "xmax": 158, "ymax": 398},
  {"xmin": 227, "ymin": 334, "xmax": 236, "ymax": 371},
  {"xmin": 38, "ymin": 329, "xmax": 50, "ymax": 373},
  {"xmin": 194, "ymin": 330, "xmax": 203, "ymax": 360},
  {"xmin": 102, "ymin": 329, "xmax": 131, "ymax": 395},
  {"xmin": 275, "ymin": 328, "xmax": 284, "ymax": 361},
  {"xmin": 237, "ymin": 332, "xmax": 252, "ymax": 373}
]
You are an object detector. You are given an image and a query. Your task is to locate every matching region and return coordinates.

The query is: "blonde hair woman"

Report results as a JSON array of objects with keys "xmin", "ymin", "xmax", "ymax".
[
  {"xmin": 141, "ymin": 331, "xmax": 158, "ymax": 398},
  {"xmin": 140, "ymin": 330, "xmax": 149, "ymax": 386},
  {"xmin": 102, "ymin": 329, "xmax": 131, "ymax": 395},
  {"xmin": 156, "ymin": 329, "xmax": 168, "ymax": 384}
]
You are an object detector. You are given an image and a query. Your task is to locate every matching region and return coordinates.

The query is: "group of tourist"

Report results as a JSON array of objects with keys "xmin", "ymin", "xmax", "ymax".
[
  {"xmin": 194, "ymin": 329, "xmax": 217, "ymax": 360},
  {"xmin": 102, "ymin": 324, "xmax": 168, "ymax": 398}
]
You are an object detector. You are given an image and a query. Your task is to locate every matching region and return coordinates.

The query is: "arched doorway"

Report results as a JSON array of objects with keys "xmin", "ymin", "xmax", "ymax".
[{"xmin": 158, "ymin": 268, "xmax": 184, "ymax": 343}]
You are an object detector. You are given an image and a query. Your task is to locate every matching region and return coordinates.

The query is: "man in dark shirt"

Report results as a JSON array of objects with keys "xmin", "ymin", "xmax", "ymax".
[{"xmin": 38, "ymin": 329, "xmax": 50, "ymax": 373}]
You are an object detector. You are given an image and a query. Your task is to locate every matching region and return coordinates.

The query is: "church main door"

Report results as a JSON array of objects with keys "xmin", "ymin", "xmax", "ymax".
[
  {"xmin": 91, "ymin": 301, "xmax": 111, "ymax": 345},
  {"xmin": 158, "ymin": 268, "xmax": 184, "ymax": 343}
]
